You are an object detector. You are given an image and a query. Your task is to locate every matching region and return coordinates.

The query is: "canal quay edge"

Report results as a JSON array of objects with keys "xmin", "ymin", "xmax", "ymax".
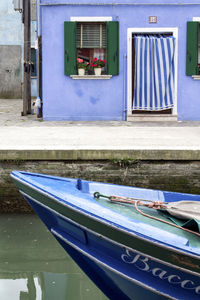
[
  {"xmin": 1, "ymin": 148, "xmax": 200, "ymax": 213},
  {"xmin": 1, "ymin": 99, "xmax": 200, "ymax": 213}
]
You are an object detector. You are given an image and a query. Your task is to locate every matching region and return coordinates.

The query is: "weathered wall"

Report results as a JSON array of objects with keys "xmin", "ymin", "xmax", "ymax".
[
  {"xmin": 1, "ymin": 160, "xmax": 200, "ymax": 213},
  {"xmin": 0, "ymin": 45, "xmax": 22, "ymax": 98},
  {"xmin": 0, "ymin": 1, "xmax": 23, "ymax": 98},
  {"xmin": 0, "ymin": 0, "xmax": 37, "ymax": 98},
  {"xmin": 31, "ymin": 0, "xmax": 36, "ymax": 21},
  {"xmin": 0, "ymin": 1, "xmax": 23, "ymax": 45}
]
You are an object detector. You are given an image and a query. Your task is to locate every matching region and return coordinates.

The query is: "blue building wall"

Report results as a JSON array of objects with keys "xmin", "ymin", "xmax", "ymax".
[{"xmin": 39, "ymin": 0, "xmax": 200, "ymax": 121}]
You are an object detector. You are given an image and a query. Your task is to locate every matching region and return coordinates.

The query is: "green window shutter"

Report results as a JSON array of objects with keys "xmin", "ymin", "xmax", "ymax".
[
  {"xmin": 106, "ymin": 21, "xmax": 119, "ymax": 75},
  {"xmin": 186, "ymin": 21, "xmax": 199, "ymax": 76},
  {"xmin": 64, "ymin": 22, "xmax": 77, "ymax": 75}
]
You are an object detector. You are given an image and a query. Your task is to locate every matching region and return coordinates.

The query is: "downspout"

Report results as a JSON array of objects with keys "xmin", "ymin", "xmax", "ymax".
[
  {"xmin": 37, "ymin": 0, "xmax": 41, "ymax": 36},
  {"xmin": 36, "ymin": 0, "xmax": 40, "ymax": 96},
  {"xmin": 123, "ymin": 53, "xmax": 127, "ymax": 121},
  {"xmin": 35, "ymin": 0, "xmax": 42, "ymax": 116}
]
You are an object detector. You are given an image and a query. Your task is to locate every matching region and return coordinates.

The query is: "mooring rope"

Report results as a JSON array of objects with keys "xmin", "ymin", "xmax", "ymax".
[
  {"xmin": 94, "ymin": 192, "xmax": 200, "ymax": 237},
  {"xmin": 94, "ymin": 192, "xmax": 167, "ymax": 209}
]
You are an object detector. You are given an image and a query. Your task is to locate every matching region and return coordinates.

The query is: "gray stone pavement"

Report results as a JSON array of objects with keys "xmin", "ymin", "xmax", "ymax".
[{"xmin": 0, "ymin": 99, "xmax": 200, "ymax": 160}]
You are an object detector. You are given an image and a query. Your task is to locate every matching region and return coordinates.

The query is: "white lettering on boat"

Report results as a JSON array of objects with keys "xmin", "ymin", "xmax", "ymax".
[{"xmin": 121, "ymin": 249, "xmax": 200, "ymax": 295}]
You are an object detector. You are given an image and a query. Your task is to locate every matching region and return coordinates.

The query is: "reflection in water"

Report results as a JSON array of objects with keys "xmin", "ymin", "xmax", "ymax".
[{"xmin": 0, "ymin": 214, "xmax": 108, "ymax": 300}]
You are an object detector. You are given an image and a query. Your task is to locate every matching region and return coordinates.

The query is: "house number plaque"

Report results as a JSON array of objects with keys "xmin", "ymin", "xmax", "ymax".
[{"xmin": 149, "ymin": 16, "xmax": 158, "ymax": 23}]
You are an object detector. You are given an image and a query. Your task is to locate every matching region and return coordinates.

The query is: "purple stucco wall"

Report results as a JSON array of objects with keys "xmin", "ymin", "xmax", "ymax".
[{"xmin": 39, "ymin": 0, "xmax": 200, "ymax": 121}]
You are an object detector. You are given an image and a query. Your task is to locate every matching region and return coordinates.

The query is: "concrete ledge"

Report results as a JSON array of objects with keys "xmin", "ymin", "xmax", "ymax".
[
  {"xmin": 70, "ymin": 75, "xmax": 112, "ymax": 80},
  {"xmin": 192, "ymin": 75, "xmax": 200, "ymax": 80},
  {"xmin": 127, "ymin": 114, "xmax": 178, "ymax": 122},
  {"xmin": 1, "ymin": 149, "xmax": 200, "ymax": 161}
]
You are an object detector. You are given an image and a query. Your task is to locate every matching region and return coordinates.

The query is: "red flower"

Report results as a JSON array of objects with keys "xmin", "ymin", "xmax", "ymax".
[
  {"xmin": 77, "ymin": 58, "xmax": 83, "ymax": 63},
  {"xmin": 90, "ymin": 57, "xmax": 106, "ymax": 69},
  {"xmin": 91, "ymin": 63, "xmax": 97, "ymax": 67},
  {"xmin": 77, "ymin": 58, "xmax": 89, "ymax": 70}
]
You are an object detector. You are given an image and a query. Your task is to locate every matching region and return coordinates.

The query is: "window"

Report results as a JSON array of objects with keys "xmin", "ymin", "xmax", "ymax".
[
  {"xmin": 186, "ymin": 21, "xmax": 200, "ymax": 76},
  {"xmin": 31, "ymin": 48, "xmax": 37, "ymax": 77},
  {"xmin": 64, "ymin": 20, "xmax": 119, "ymax": 76},
  {"xmin": 77, "ymin": 22, "xmax": 106, "ymax": 74}
]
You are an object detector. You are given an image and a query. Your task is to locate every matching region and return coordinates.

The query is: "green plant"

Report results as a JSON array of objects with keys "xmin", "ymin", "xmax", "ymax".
[
  {"xmin": 77, "ymin": 58, "xmax": 89, "ymax": 69},
  {"xmin": 110, "ymin": 158, "xmax": 138, "ymax": 168}
]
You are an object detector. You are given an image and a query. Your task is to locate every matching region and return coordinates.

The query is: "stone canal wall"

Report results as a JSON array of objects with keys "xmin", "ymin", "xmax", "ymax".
[{"xmin": 1, "ymin": 159, "xmax": 200, "ymax": 213}]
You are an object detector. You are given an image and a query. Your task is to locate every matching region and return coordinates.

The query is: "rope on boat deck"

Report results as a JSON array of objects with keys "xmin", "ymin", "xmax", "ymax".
[
  {"xmin": 94, "ymin": 192, "xmax": 167, "ymax": 209},
  {"xmin": 94, "ymin": 192, "xmax": 200, "ymax": 238}
]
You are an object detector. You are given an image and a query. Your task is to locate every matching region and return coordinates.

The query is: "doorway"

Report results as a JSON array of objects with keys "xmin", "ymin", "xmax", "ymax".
[{"xmin": 127, "ymin": 28, "xmax": 178, "ymax": 121}]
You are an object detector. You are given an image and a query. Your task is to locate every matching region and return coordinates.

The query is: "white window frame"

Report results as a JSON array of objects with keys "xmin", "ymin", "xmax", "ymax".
[
  {"xmin": 127, "ymin": 27, "xmax": 178, "ymax": 119},
  {"xmin": 70, "ymin": 17, "xmax": 113, "ymax": 80},
  {"xmin": 70, "ymin": 17, "xmax": 112, "ymax": 22},
  {"xmin": 193, "ymin": 17, "xmax": 200, "ymax": 22}
]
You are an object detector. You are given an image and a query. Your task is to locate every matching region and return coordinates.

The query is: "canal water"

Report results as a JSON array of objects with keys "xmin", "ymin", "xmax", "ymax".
[{"xmin": 0, "ymin": 214, "xmax": 108, "ymax": 300}]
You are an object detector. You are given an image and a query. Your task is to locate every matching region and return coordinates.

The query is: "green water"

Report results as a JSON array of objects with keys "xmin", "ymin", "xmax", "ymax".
[{"xmin": 0, "ymin": 214, "xmax": 108, "ymax": 300}]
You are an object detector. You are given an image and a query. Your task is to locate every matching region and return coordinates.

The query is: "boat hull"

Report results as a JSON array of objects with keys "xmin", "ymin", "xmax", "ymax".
[
  {"xmin": 11, "ymin": 171, "xmax": 200, "ymax": 300},
  {"xmin": 22, "ymin": 191, "xmax": 200, "ymax": 300}
]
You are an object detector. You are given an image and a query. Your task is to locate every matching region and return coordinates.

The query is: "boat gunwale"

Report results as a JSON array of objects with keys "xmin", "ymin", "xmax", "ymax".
[
  {"xmin": 11, "ymin": 172, "xmax": 200, "ymax": 261},
  {"xmin": 20, "ymin": 189, "xmax": 200, "ymax": 279},
  {"xmin": 11, "ymin": 171, "xmax": 200, "ymax": 260}
]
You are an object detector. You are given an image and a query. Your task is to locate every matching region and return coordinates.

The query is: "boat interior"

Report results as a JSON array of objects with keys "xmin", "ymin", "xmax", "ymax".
[{"xmin": 11, "ymin": 171, "xmax": 200, "ymax": 256}]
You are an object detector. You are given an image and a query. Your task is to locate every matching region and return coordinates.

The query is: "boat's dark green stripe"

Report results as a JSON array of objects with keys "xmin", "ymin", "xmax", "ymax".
[{"xmin": 14, "ymin": 179, "xmax": 200, "ymax": 274}]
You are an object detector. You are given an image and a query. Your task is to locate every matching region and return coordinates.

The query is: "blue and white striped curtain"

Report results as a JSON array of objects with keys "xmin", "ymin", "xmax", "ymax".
[{"xmin": 133, "ymin": 36, "xmax": 176, "ymax": 111}]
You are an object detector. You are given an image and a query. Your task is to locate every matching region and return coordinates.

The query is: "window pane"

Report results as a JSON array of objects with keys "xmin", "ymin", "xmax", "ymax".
[
  {"xmin": 77, "ymin": 48, "xmax": 106, "ymax": 74},
  {"xmin": 76, "ymin": 22, "xmax": 106, "ymax": 48},
  {"xmin": 77, "ymin": 48, "xmax": 91, "ymax": 62}
]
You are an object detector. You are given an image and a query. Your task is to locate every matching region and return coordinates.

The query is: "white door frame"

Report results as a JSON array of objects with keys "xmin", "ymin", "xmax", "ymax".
[{"xmin": 127, "ymin": 27, "xmax": 178, "ymax": 119}]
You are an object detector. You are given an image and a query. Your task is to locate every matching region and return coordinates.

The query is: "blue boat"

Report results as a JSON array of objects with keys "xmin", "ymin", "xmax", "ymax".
[{"xmin": 11, "ymin": 171, "xmax": 200, "ymax": 300}]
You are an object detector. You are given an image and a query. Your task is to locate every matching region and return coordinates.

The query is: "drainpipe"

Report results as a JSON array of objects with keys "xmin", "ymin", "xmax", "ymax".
[
  {"xmin": 36, "ymin": 0, "xmax": 40, "ymax": 97},
  {"xmin": 123, "ymin": 53, "xmax": 127, "ymax": 121},
  {"xmin": 36, "ymin": 0, "xmax": 42, "ymax": 117},
  {"xmin": 23, "ymin": 0, "xmax": 31, "ymax": 116},
  {"xmin": 37, "ymin": 0, "xmax": 41, "ymax": 36}
]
